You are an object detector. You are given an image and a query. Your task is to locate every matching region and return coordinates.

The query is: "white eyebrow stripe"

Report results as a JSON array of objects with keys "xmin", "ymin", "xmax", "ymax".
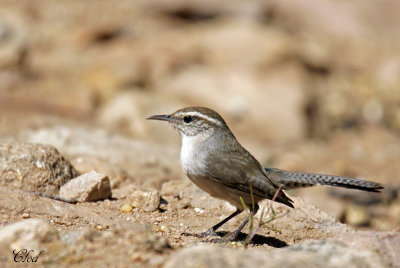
[{"xmin": 178, "ymin": 111, "xmax": 222, "ymax": 126}]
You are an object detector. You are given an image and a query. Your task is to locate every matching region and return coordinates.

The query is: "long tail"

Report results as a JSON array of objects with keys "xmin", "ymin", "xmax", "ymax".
[{"xmin": 265, "ymin": 168, "xmax": 384, "ymax": 192}]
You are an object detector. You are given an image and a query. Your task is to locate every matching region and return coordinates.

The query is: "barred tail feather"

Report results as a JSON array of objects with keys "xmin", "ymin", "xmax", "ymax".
[{"xmin": 265, "ymin": 168, "xmax": 384, "ymax": 192}]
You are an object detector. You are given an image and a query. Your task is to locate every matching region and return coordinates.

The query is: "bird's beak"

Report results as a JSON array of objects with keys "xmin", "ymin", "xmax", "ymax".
[{"xmin": 146, "ymin": 114, "xmax": 173, "ymax": 122}]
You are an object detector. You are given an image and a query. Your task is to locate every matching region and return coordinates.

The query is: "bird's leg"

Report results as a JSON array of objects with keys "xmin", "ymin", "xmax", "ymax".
[
  {"xmin": 246, "ymin": 186, "xmax": 283, "ymax": 244},
  {"xmin": 205, "ymin": 209, "xmax": 243, "ymax": 236},
  {"xmin": 182, "ymin": 209, "xmax": 242, "ymax": 238},
  {"xmin": 225, "ymin": 204, "xmax": 259, "ymax": 241}
]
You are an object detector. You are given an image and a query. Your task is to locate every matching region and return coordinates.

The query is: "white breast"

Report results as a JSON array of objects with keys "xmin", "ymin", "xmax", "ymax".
[{"xmin": 180, "ymin": 134, "xmax": 206, "ymax": 176}]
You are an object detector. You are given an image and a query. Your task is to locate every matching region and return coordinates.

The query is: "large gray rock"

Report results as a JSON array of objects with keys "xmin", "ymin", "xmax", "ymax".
[
  {"xmin": 59, "ymin": 171, "xmax": 112, "ymax": 202},
  {"xmin": 165, "ymin": 240, "xmax": 386, "ymax": 268},
  {"xmin": 332, "ymin": 231, "xmax": 400, "ymax": 268},
  {"xmin": 0, "ymin": 142, "xmax": 79, "ymax": 194}
]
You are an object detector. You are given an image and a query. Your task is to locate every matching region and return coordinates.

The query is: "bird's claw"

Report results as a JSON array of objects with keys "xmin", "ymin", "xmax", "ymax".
[
  {"xmin": 181, "ymin": 228, "xmax": 219, "ymax": 238},
  {"xmin": 207, "ymin": 234, "xmax": 238, "ymax": 243}
]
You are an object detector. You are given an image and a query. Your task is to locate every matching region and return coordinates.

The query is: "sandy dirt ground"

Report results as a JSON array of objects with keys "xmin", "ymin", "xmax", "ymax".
[{"xmin": 0, "ymin": 0, "xmax": 399, "ymax": 267}]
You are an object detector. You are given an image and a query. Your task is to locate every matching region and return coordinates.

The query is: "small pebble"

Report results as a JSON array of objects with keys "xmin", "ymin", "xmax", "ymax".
[
  {"xmin": 194, "ymin": 208, "xmax": 204, "ymax": 214},
  {"xmin": 95, "ymin": 225, "xmax": 109, "ymax": 231},
  {"xmin": 157, "ymin": 225, "xmax": 169, "ymax": 232},
  {"xmin": 59, "ymin": 171, "xmax": 112, "ymax": 202},
  {"xmin": 21, "ymin": 213, "xmax": 30, "ymax": 219},
  {"xmin": 120, "ymin": 203, "xmax": 133, "ymax": 213},
  {"xmin": 130, "ymin": 191, "xmax": 160, "ymax": 212}
]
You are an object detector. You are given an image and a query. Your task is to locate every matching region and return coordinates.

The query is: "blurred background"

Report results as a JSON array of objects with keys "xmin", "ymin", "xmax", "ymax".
[{"xmin": 0, "ymin": 0, "xmax": 399, "ymax": 230}]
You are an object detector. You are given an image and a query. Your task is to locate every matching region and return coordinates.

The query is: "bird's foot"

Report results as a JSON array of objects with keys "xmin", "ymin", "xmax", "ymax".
[
  {"xmin": 208, "ymin": 233, "xmax": 238, "ymax": 243},
  {"xmin": 181, "ymin": 228, "xmax": 219, "ymax": 238}
]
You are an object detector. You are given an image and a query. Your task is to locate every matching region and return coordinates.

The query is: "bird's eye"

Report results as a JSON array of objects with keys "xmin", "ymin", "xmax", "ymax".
[{"xmin": 183, "ymin": 115, "xmax": 192, "ymax": 124}]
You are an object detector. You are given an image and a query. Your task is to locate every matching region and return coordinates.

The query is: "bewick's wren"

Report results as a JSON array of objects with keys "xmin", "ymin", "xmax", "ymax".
[{"xmin": 147, "ymin": 107, "xmax": 383, "ymax": 241}]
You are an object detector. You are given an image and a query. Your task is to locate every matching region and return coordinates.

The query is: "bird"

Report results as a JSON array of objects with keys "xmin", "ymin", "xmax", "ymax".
[{"xmin": 147, "ymin": 107, "xmax": 384, "ymax": 241}]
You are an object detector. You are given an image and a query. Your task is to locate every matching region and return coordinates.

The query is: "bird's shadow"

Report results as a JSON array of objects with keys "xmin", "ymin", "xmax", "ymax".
[{"xmin": 213, "ymin": 231, "xmax": 288, "ymax": 248}]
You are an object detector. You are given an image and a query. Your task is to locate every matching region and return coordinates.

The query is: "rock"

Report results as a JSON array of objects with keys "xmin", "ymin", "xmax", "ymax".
[
  {"xmin": 287, "ymin": 240, "xmax": 386, "ymax": 268},
  {"xmin": 157, "ymin": 225, "xmax": 169, "ymax": 233},
  {"xmin": 0, "ymin": 142, "xmax": 78, "ymax": 195},
  {"xmin": 70, "ymin": 155, "xmax": 130, "ymax": 188},
  {"xmin": 251, "ymin": 197, "xmax": 353, "ymax": 244},
  {"xmin": 167, "ymin": 196, "xmax": 192, "ymax": 210},
  {"xmin": 0, "ymin": 219, "xmax": 59, "ymax": 251},
  {"xmin": 331, "ymin": 231, "xmax": 400, "ymax": 267},
  {"xmin": 111, "ymin": 183, "xmax": 140, "ymax": 200},
  {"xmin": 22, "ymin": 126, "xmax": 181, "ymax": 190},
  {"xmin": 144, "ymin": 234, "xmax": 171, "ymax": 253},
  {"xmin": 121, "ymin": 223, "xmax": 171, "ymax": 253},
  {"xmin": 165, "ymin": 240, "xmax": 386, "ymax": 268},
  {"xmin": 120, "ymin": 203, "xmax": 133, "ymax": 213},
  {"xmin": 59, "ymin": 171, "xmax": 112, "ymax": 202},
  {"xmin": 130, "ymin": 190, "xmax": 160, "ymax": 212},
  {"xmin": 60, "ymin": 228, "xmax": 93, "ymax": 245}
]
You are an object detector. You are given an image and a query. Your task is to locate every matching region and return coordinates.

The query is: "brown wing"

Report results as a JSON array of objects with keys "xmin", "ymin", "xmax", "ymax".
[{"xmin": 204, "ymin": 150, "xmax": 294, "ymax": 208}]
